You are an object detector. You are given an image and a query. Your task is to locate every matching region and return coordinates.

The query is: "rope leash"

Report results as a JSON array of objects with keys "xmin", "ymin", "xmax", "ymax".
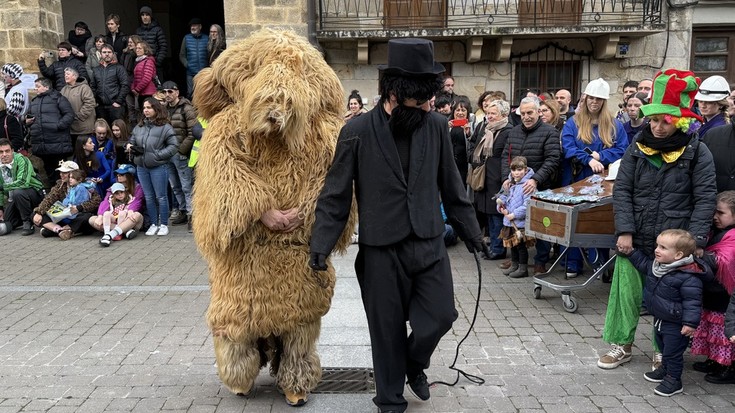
[{"xmin": 430, "ymin": 251, "xmax": 486, "ymax": 387}]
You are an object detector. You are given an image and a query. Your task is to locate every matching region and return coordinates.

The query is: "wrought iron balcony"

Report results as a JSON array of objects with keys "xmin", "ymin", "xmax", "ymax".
[{"xmin": 317, "ymin": 0, "xmax": 664, "ymax": 37}]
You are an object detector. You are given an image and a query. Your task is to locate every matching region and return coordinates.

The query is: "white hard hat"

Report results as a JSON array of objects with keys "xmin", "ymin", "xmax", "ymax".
[
  {"xmin": 695, "ymin": 75, "xmax": 731, "ymax": 102},
  {"xmin": 606, "ymin": 159, "xmax": 621, "ymax": 181},
  {"xmin": 584, "ymin": 78, "xmax": 610, "ymax": 100}
]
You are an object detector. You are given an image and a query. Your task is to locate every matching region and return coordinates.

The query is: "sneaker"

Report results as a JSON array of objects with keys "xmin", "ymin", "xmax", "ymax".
[
  {"xmin": 644, "ymin": 367, "xmax": 667, "ymax": 383},
  {"xmin": 58, "ymin": 228, "xmax": 73, "ymax": 241},
  {"xmin": 597, "ymin": 344, "xmax": 632, "ymax": 369},
  {"xmin": 170, "ymin": 213, "xmax": 187, "ymax": 225},
  {"xmin": 157, "ymin": 225, "xmax": 169, "ymax": 236},
  {"xmin": 99, "ymin": 234, "xmax": 112, "ymax": 247},
  {"xmin": 125, "ymin": 229, "xmax": 138, "ymax": 240},
  {"xmin": 169, "ymin": 208, "xmax": 181, "ymax": 219},
  {"xmin": 283, "ymin": 390, "xmax": 308, "ymax": 406},
  {"xmin": 406, "ymin": 371, "xmax": 430, "ymax": 401},
  {"xmin": 40, "ymin": 228, "xmax": 55, "ymax": 238},
  {"xmin": 654, "ymin": 375, "xmax": 683, "ymax": 396},
  {"xmin": 145, "ymin": 225, "xmax": 159, "ymax": 236},
  {"xmin": 565, "ymin": 270, "xmax": 579, "ymax": 279},
  {"xmin": 21, "ymin": 221, "xmax": 34, "ymax": 236},
  {"xmin": 652, "ymin": 352, "xmax": 663, "ymax": 371}
]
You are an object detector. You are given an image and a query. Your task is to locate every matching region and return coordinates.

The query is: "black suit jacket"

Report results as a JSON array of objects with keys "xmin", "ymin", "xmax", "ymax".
[{"xmin": 311, "ymin": 105, "xmax": 481, "ymax": 255}]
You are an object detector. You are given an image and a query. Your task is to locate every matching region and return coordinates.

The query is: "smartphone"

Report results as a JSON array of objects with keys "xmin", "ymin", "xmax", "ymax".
[
  {"xmin": 450, "ymin": 118, "xmax": 468, "ymax": 128},
  {"xmin": 583, "ymin": 147, "xmax": 593, "ymax": 155}
]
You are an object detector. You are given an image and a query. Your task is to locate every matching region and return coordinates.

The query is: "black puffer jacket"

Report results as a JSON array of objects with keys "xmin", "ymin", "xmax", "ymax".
[
  {"xmin": 701, "ymin": 122, "xmax": 735, "ymax": 192},
  {"xmin": 500, "ymin": 119, "xmax": 560, "ymax": 189},
  {"xmin": 27, "ymin": 90, "xmax": 74, "ymax": 156},
  {"xmin": 628, "ymin": 249, "xmax": 707, "ymax": 328},
  {"xmin": 91, "ymin": 62, "xmax": 130, "ymax": 106},
  {"xmin": 37, "ymin": 55, "xmax": 89, "ymax": 91},
  {"xmin": 468, "ymin": 121, "xmax": 512, "ymax": 214},
  {"xmin": 136, "ymin": 21, "xmax": 168, "ymax": 67},
  {"xmin": 613, "ymin": 129, "xmax": 717, "ymax": 256}
]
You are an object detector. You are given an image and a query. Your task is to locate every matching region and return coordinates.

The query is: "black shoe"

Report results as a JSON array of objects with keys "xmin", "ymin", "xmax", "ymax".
[
  {"xmin": 40, "ymin": 227, "xmax": 55, "ymax": 238},
  {"xmin": 693, "ymin": 359, "xmax": 722, "ymax": 374},
  {"xmin": 21, "ymin": 222, "xmax": 34, "ymax": 236},
  {"xmin": 705, "ymin": 367, "xmax": 735, "ymax": 384},
  {"xmin": 170, "ymin": 214, "xmax": 188, "ymax": 225},
  {"xmin": 654, "ymin": 375, "xmax": 683, "ymax": 396},
  {"xmin": 644, "ymin": 367, "xmax": 667, "ymax": 383},
  {"xmin": 484, "ymin": 251, "xmax": 506, "ymax": 260},
  {"xmin": 406, "ymin": 372, "xmax": 430, "ymax": 401}
]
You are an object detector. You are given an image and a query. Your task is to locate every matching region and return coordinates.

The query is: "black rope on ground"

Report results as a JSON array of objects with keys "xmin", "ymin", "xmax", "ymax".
[{"xmin": 430, "ymin": 251, "xmax": 486, "ymax": 387}]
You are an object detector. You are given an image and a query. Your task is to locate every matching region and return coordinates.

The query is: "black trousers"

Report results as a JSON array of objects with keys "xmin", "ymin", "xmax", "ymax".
[
  {"xmin": 654, "ymin": 318, "xmax": 690, "ymax": 381},
  {"xmin": 355, "ymin": 234, "xmax": 458, "ymax": 412},
  {"xmin": 4, "ymin": 188, "xmax": 43, "ymax": 228}
]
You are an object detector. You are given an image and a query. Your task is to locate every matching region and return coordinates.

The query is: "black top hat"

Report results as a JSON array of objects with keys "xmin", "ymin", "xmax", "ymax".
[{"xmin": 378, "ymin": 38, "xmax": 445, "ymax": 76}]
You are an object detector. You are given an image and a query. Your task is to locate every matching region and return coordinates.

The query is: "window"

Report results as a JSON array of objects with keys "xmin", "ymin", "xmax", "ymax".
[
  {"xmin": 691, "ymin": 28, "xmax": 735, "ymax": 82},
  {"xmin": 384, "ymin": 0, "xmax": 445, "ymax": 29},
  {"xmin": 514, "ymin": 61, "xmax": 581, "ymax": 104}
]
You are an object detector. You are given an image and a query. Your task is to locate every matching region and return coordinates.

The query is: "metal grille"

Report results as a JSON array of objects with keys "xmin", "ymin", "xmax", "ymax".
[
  {"xmin": 313, "ymin": 367, "xmax": 375, "ymax": 393},
  {"xmin": 511, "ymin": 42, "xmax": 591, "ymax": 104}
]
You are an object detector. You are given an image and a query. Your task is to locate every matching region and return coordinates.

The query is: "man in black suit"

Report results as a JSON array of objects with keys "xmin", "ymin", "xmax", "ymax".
[{"xmin": 309, "ymin": 38, "xmax": 486, "ymax": 413}]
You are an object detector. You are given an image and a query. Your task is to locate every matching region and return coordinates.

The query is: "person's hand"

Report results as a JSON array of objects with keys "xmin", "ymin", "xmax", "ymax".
[
  {"xmin": 589, "ymin": 159, "xmax": 604, "ymax": 174},
  {"xmin": 522, "ymin": 178, "xmax": 537, "ymax": 195},
  {"xmin": 465, "ymin": 235, "xmax": 489, "ymax": 257},
  {"xmin": 280, "ymin": 207, "xmax": 304, "ymax": 232},
  {"xmin": 681, "ymin": 325, "xmax": 696, "ymax": 338},
  {"xmin": 506, "ymin": 213, "xmax": 515, "ymax": 221},
  {"xmin": 591, "ymin": 151, "xmax": 600, "ymax": 161},
  {"xmin": 729, "ymin": 335, "xmax": 735, "ymax": 344},
  {"xmin": 463, "ymin": 124, "xmax": 471, "ymax": 136},
  {"xmin": 32, "ymin": 213, "xmax": 42, "ymax": 226},
  {"xmin": 616, "ymin": 233, "xmax": 633, "ymax": 255},
  {"xmin": 69, "ymin": 205, "xmax": 78, "ymax": 215},
  {"xmin": 38, "ymin": 52, "xmax": 46, "ymax": 60},
  {"xmin": 260, "ymin": 209, "xmax": 290, "ymax": 230},
  {"xmin": 112, "ymin": 102, "xmax": 121, "ymax": 108},
  {"xmin": 309, "ymin": 252, "xmax": 327, "ymax": 271},
  {"xmin": 502, "ymin": 179, "xmax": 511, "ymax": 191},
  {"xmin": 695, "ymin": 247, "xmax": 704, "ymax": 258}
]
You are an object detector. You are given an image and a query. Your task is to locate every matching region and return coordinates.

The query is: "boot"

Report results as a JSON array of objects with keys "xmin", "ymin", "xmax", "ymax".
[
  {"xmin": 508, "ymin": 264, "xmax": 529, "ymax": 278},
  {"xmin": 502, "ymin": 262, "xmax": 519, "ymax": 276}
]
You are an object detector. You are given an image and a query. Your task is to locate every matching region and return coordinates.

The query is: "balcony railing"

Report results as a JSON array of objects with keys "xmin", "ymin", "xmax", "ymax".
[{"xmin": 317, "ymin": 0, "xmax": 663, "ymax": 34}]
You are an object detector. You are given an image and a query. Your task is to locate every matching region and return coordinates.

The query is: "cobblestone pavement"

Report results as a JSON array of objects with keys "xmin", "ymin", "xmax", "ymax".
[{"xmin": 1, "ymin": 226, "xmax": 734, "ymax": 412}]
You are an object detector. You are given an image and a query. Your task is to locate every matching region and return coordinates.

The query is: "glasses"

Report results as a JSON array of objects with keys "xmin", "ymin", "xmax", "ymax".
[{"xmin": 163, "ymin": 89, "xmax": 177, "ymax": 94}]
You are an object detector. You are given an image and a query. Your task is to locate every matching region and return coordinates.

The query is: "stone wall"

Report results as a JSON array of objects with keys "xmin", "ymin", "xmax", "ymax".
[
  {"xmin": 0, "ymin": 0, "xmax": 63, "ymax": 74},
  {"xmin": 224, "ymin": 0, "xmax": 308, "ymax": 41}
]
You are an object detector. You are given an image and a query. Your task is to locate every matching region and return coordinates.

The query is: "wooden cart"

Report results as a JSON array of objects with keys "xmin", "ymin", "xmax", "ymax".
[{"xmin": 525, "ymin": 175, "xmax": 616, "ymax": 313}]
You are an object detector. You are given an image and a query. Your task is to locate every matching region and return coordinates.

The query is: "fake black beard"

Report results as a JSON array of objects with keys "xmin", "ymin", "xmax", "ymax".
[{"xmin": 389, "ymin": 104, "xmax": 428, "ymax": 138}]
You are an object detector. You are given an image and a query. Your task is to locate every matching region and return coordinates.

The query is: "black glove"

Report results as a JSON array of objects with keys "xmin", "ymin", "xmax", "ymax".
[
  {"xmin": 465, "ymin": 236, "xmax": 490, "ymax": 257},
  {"xmin": 131, "ymin": 145, "xmax": 144, "ymax": 155},
  {"xmin": 309, "ymin": 252, "xmax": 327, "ymax": 271}
]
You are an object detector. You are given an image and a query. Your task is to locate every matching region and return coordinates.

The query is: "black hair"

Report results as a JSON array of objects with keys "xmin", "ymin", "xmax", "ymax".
[
  {"xmin": 379, "ymin": 73, "xmax": 443, "ymax": 106},
  {"xmin": 623, "ymin": 80, "xmax": 639, "ymax": 89},
  {"xmin": 629, "ymin": 92, "xmax": 649, "ymax": 105},
  {"xmin": 435, "ymin": 96, "xmax": 452, "ymax": 109},
  {"xmin": 347, "ymin": 90, "xmax": 363, "ymax": 110}
]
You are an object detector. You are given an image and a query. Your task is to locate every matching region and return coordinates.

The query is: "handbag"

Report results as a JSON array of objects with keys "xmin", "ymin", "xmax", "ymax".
[{"xmin": 467, "ymin": 163, "xmax": 486, "ymax": 191}]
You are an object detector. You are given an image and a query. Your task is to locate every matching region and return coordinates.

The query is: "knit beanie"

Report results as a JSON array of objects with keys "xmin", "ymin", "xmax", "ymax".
[
  {"xmin": 640, "ymin": 69, "xmax": 702, "ymax": 122},
  {"xmin": 1, "ymin": 63, "xmax": 23, "ymax": 80},
  {"xmin": 140, "ymin": 6, "xmax": 153, "ymax": 15}
]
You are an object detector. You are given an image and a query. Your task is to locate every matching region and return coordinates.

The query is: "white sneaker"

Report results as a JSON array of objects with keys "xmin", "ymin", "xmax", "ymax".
[
  {"xmin": 145, "ymin": 225, "xmax": 159, "ymax": 236},
  {"xmin": 157, "ymin": 225, "xmax": 169, "ymax": 236}
]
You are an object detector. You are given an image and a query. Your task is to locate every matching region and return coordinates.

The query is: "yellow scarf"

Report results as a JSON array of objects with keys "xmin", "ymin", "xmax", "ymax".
[{"xmin": 636, "ymin": 142, "xmax": 686, "ymax": 163}]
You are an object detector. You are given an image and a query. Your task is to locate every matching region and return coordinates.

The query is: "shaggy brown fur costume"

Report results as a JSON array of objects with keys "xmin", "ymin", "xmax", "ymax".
[{"xmin": 192, "ymin": 29, "xmax": 356, "ymax": 397}]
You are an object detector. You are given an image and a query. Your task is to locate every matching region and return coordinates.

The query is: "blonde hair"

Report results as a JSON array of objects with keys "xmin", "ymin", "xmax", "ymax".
[
  {"xmin": 575, "ymin": 96, "xmax": 615, "ymax": 147},
  {"xmin": 659, "ymin": 229, "xmax": 696, "ymax": 257}
]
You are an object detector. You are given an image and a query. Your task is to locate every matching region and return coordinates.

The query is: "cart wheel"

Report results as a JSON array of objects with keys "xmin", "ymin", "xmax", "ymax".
[
  {"xmin": 533, "ymin": 285, "xmax": 542, "ymax": 299},
  {"xmin": 562, "ymin": 295, "xmax": 578, "ymax": 313}
]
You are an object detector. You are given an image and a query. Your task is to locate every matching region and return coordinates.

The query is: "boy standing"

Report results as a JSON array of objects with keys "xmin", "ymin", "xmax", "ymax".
[{"xmin": 626, "ymin": 229, "xmax": 708, "ymax": 396}]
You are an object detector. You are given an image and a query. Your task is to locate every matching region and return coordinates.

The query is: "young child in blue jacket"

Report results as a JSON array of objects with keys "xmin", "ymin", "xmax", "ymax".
[
  {"xmin": 625, "ymin": 228, "xmax": 710, "ymax": 396},
  {"xmin": 497, "ymin": 156, "xmax": 534, "ymax": 278}
]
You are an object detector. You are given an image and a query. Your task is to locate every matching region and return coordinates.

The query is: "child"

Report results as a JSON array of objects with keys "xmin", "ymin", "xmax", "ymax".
[
  {"xmin": 99, "ymin": 182, "xmax": 137, "ymax": 246},
  {"xmin": 61, "ymin": 169, "xmax": 90, "ymax": 222},
  {"xmin": 497, "ymin": 156, "xmax": 535, "ymax": 278},
  {"xmin": 626, "ymin": 229, "xmax": 708, "ymax": 396}
]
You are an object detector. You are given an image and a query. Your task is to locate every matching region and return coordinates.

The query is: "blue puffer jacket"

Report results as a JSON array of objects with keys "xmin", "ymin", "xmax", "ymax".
[
  {"xmin": 628, "ymin": 249, "xmax": 708, "ymax": 328},
  {"xmin": 180, "ymin": 33, "xmax": 209, "ymax": 76}
]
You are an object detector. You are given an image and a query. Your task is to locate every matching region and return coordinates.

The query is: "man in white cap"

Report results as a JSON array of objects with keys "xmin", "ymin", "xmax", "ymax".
[
  {"xmin": 1, "ymin": 63, "xmax": 30, "ymax": 119},
  {"xmin": 32, "ymin": 160, "xmax": 101, "ymax": 240},
  {"xmin": 310, "ymin": 38, "xmax": 487, "ymax": 413}
]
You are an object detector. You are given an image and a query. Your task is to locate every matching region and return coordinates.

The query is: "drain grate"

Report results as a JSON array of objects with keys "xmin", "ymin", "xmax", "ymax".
[{"xmin": 313, "ymin": 367, "xmax": 375, "ymax": 393}]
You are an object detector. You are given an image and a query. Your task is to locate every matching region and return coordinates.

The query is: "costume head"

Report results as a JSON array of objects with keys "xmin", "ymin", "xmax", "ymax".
[
  {"xmin": 640, "ymin": 69, "xmax": 703, "ymax": 134},
  {"xmin": 193, "ymin": 29, "xmax": 344, "ymax": 153}
]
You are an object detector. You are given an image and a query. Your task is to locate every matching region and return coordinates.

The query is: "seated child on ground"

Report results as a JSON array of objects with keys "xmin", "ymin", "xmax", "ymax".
[{"xmin": 96, "ymin": 182, "xmax": 143, "ymax": 246}]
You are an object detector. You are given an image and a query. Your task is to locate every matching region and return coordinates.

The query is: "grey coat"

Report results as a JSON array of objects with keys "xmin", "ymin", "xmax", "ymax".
[{"xmin": 129, "ymin": 120, "xmax": 179, "ymax": 169}]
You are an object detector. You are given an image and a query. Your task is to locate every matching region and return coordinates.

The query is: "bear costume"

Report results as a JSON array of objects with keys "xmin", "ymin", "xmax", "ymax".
[{"xmin": 191, "ymin": 29, "xmax": 356, "ymax": 406}]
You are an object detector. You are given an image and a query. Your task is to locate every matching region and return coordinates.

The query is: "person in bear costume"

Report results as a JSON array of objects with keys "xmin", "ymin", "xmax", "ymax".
[{"xmin": 191, "ymin": 28, "xmax": 356, "ymax": 407}]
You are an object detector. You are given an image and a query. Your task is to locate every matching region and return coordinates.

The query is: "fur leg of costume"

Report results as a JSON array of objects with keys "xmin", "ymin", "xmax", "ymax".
[
  {"xmin": 275, "ymin": 319, "xmax": 323, "ymax": 394},
  {"xmin": 213, "ymin": 336, "xmax": 262, "ymax": 395}
]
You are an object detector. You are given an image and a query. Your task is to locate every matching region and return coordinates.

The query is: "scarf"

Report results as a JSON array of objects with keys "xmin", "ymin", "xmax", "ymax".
[
  {"xmin": 636, "ymin": 126, "xmax": 690, "ymax": 163},
  {"xmin": 135, "ymin": 55, "xmax": 147, "ymax": 63},
  {"xmin": 706, "ymin": 227, "xmax": 735, "ymax": 294},
  {"xmin": 652, "ymin": 254, "xmax": 694, "ymax": 278},
  {"xmin": 473, "ymin": 118, "xmax": 509, "ymax": 163}
]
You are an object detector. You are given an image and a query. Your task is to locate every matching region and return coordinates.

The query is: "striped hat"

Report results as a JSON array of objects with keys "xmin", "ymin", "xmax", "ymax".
[
  {"xmin": 1, "ymin": 63, "xmax": 23, "ymax": 80},
  {"xmin": 640, "ymin": 69, "xmax": 702, "ymax": 122}
]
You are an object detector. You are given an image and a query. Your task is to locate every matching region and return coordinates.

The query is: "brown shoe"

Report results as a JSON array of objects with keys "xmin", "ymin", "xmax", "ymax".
[
  {"xmin": 284, "ymin": 389, "xmax": 308, "ymax": 406},
  {"xmin": 499, "ymin": 259, "xmax": 511, "ymax": 270},
  {"xmin": 533, "ymin": 264, "xmax": 546, "ymax": 275}
]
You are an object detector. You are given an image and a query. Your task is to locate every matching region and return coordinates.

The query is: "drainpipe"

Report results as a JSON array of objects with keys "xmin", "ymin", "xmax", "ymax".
[{"xmin": 307, "ymin": 0, "xmax": 322, "ymax": 52}]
